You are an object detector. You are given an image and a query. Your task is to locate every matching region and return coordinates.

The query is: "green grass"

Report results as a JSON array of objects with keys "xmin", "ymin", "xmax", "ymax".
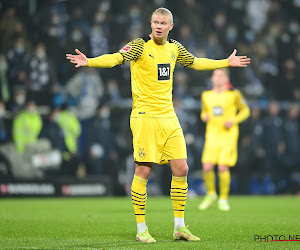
[{"xmin": 0, "ymin": 196, "xmax": 300, "ymax": 249}]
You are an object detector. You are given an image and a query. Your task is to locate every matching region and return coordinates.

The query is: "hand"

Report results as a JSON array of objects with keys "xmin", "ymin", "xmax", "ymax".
[
  {"xmin": 224, "ymin": 120, "xmax": 234, "ymax": 129},
  {"xmin": 203, "ymin": 114, "xmax": 209, "ymax": 123},
  {"xmin": 228, "ymin": 49, "xmax": 251, "ymax": 67},
  {"xmin": 66, "ymin": 49, "xmax": 88, "ymax": 67}
]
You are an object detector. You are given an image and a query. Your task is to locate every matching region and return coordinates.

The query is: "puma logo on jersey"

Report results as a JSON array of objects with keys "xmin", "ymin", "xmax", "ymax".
[{"xmin": 149, "ymin": 54, "xmax": 154, "ymax": 59}]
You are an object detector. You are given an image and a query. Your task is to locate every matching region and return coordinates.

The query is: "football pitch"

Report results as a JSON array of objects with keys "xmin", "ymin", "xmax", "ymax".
[{"xmin": 0, "ymin": 196, "xmax": 299, "ymax": 249}]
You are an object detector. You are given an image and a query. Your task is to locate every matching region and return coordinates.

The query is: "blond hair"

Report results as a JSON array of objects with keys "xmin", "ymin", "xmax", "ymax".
[{"xmin": 152, "ymin": 7, "xmax": 173, "ymax": 24}]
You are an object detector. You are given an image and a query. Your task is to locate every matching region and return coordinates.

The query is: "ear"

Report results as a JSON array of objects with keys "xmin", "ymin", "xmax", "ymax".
[{"xmin": 169, "ymin": 23, "xmax": 174, "ymax": 31}]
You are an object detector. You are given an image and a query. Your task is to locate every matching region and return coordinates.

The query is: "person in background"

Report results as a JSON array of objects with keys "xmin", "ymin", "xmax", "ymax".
[
  {"xmin": 29, "ymin": 42, "xmax": 57, "ymax": 106},
  {"xmin": 262, "ymin": 101, "xmax": 286, "ymax": 192},
  {"xmin": 6, "ymin": 37, "xmax": 30, "ymax": 87},
  {"xmin": 0, "ymin": 101, "xmax": 8, "ymax": 144},
  {"xmin": 10, "ymin": 86, "xmax": 27, "ymax": 115},
  {"xmin": 56, "ymin": 104, "xmax": 81, "ymax": 176},
  {"xmin": 12, "ymin": 98, "xmax": 42, "ymax": 153},
  {"xmin": 199, "ymin": 68, "xmax": 250, "ymax": 211},
  {"xmin": 86, "ymin": 103, "xmax": 120, "ymax": 192}
]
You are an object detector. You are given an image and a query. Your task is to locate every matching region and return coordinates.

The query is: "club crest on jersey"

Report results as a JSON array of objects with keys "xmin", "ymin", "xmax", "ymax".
[
  {"xmin": 171, "ymin": 50, "xmax": 176, "ymax": 61},
  {"xmin": 138, "ymin": 148, "xmax": 146, "ymax": 160},
  {"xmin": 120, "ymin": 45, "xmax": 132, "ymax": 52}
]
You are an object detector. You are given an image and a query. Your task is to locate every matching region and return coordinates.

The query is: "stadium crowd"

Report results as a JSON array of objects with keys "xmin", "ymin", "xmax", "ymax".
[{"xmin": 0, "ymin": 0, "xmax": 299, "ymax": 194}]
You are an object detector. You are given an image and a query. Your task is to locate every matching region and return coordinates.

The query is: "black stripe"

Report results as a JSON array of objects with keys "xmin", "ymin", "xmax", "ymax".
[
  {"xmin": 170, "ymin": 195, "xmax": 187, "ymax": 198},
  {"xmin": 171, "ymin": 187, "xmax": 188, "ymax": 190},
  {"xmin": 131, "ymin": 194, "xmax": 147, "ymax": 200},
  {"xmin": 132, "ymin": 203, "xmax": 146, "ymax": 207},
  {"xmin": 135, "ymin": 214, "xmax": 145, "ymax": 216},
  {"xmin": 131, "ymin": 190, "xmax": 146, "ymax": 196},
  {"xmin": 170, "ymin": 191, "xmax": 187, "ymax": 194},
  {"xmin": 178, "ymin": 204, "xmax": 186, "ymax": 207},
  {"xmin": 171, "ymin": 199, "xmax": 186, "ymax": 201},
  {"xmin": 132, "ymin": 198, "xmax": 146, "ymax": 203},
  {"xmin": 173, "ymin": 209, "xmax": 185, "ymax": 211}
]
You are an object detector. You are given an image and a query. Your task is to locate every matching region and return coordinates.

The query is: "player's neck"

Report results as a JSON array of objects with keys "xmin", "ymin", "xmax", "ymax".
[
  {"xmin": 149, "ymin": 34, "xmax": 167, "ymax": 45},
  {"xmin": 213, "ymin": 86, "xmax": 226, "ymax": 93}
]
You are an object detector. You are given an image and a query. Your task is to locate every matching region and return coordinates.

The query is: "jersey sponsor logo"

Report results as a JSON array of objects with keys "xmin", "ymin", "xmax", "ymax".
[
  {"xmin": 120, "ymin": 45, "xmax": 132, "ymax": 52},
  {"xmin": 138, "ymin": 148, "xmax": 146, "ymax": 160},
  {"xmin": 213, "ymin": 106, "xmax": 223, "ymax": 116},
  {"xmin": 157, "ymin": 63, "xmax": 171, "ymax": 81}
]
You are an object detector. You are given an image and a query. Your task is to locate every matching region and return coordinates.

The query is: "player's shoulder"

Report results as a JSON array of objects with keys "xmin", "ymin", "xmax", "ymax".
[
  {"xmin": 130, "ymin": 37, "xmax": 147, "ymax": 45},
  {"xmin": 169, "ymin": 39, "xmax": 183, "ymax": 48},
  {"xmin": 229, "ymin": 88, "xmax": 243, "ymax": 96},
  {"xmin": 201, "ymin": 89, "xmax": 213, "ymax": 97}
]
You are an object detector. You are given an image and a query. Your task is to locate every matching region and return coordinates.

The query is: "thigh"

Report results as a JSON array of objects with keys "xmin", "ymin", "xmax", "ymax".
[
  {"xmin": 219, "ymin": 143, "xmax": 238, "ymax": 167},
  {"xmin": 160, "ymin": 117, "xmax": 187, "ymax": 165},
  {"xmin": 202, "ymin": 142, "xmax": 219, "ymax": 165},
  {"xmin": 130, "ymin": 117, "xmax": 165, "ymax": 164}
]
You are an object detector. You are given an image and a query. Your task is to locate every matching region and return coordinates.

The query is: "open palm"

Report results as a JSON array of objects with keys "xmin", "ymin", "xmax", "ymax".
[
  {"xmin": 66, "ymin": 49, "xmax": 88, "ymax": 67},
  {"xmin": 228, "ymin": 49, "xmax": 251, "ymax": 67}
]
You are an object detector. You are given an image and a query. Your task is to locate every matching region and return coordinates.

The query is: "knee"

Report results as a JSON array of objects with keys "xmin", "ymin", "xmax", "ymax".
[
  {"xmin": 174, "ymin": 163, "xmax": 189, "ymax": 177},
  {"xmin": 135, "ymin": 162, "xmax": 152, "ymax": 179},
  {"xmin": 203, "ymin": 163, "xmax": 214, "ymax": 172},
  {"xmin": 218, "ymin": 165, "xmax": 229, "ymax": 172}
]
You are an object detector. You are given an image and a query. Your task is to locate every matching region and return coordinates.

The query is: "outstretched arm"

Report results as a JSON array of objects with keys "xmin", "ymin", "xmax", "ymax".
[
  {"xmin": 66, "ymin": 49, "xmax": 123, "ymax": 68},
  {"xmin": 189, "ymin": 49, "xmax": 251, "ymax": 71}
]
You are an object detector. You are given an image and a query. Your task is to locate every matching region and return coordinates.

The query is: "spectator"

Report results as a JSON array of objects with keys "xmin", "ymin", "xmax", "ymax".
[
  {"xmin": 86, "ymin": 103, "xmax": 119, "ymax": 175},
  {"xmin": 6, "ymin": 37, "xmax": 30, "ymax": 87},
  {"xmin": 12, "ymin": 99, "xmax": 42, "ymax": 153},
  {"xmin": 65, "ymin": 67, "xmax": 104, "ymax": 120},
  {"xmin": 283, "ymin": 104, "xmax": 300, "ymax": 179},
  {"xmin": 29, "ymin": 42, "xmax": 57, "ymax": 105},
  {"xmin": 178, "ymin": 24, "xmax": 196, "ymax": 55},
  {"xmin": 89, "ymin": 22, "xmax": 109, "ymax": 58},
  {"xmin": 0, "ymin": 55, "xmax": 10, "ymax": 103},
  {"xmin": 10, "ymin": 86, "xmax": 27, "ymax": 115},
  {"xmin": 69, "ymin": 8, "xmax": 90, "ymax": 37},
  {"xmin": 0, "ymin": 101, "xmax": 8, "ymax": 144},
  {"xmin": 40, "ymin": 108, "xmax": 65, "ymax": 152},
  {"xmin": 56, "ymin": 104, "xmax": 81, "ymax": 176},
  {"xmin": 106, "ymin": 79, "xmax": 121, "ymax": 102},
  {"xmin": 262, "ymin": 101, "xmax": 286, "ymax": 192},
  {"xmin": 246, "ymin": 0, "xmax": 270, "ymax": 34},
  {"xmin": 0, "ymin": 7, "xmax": 20, "ymax": 53}
]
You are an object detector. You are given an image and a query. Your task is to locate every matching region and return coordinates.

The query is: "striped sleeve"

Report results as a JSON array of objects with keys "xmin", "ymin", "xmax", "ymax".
[
  {"xmin": 119, "ymin": 38, "xmax": 145, "ymax": 63},
  {"xmin": 170, "ymin": 39, "xmax": 195, "ymax": 67}
]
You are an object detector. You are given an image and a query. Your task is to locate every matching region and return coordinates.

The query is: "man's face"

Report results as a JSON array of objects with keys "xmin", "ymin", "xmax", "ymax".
[
  {"xmin": 211, "ymin": 69, "xmax": 228, "ymax": 88},
  {"xmin": 151, "ymin": 14, "xmax": 173, "ymax": 40}
]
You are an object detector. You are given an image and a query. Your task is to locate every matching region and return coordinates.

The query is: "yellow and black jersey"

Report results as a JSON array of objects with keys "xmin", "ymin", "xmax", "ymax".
[
  {"xmin": 119, "ymin": 37, "xmax": 195, "ymax": 117},
  {"xmin": 201, "ymin": 89, "xmax": 250, "ymax": 144},
  {"xmin": 87, "ymin": 36, "xmax": 229, "ymax": 118}
]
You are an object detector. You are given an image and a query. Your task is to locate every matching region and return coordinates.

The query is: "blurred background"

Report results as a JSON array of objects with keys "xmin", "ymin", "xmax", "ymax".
[{"xmin": 0, "ymin": 0, "xmax": 299, "ymax": 197}]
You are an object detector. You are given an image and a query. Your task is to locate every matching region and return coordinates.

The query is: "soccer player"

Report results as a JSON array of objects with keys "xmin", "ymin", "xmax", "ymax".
[
  {"xmin": 66, "ymin": 8, "xmax": 250, "ymax": 243},
  {"xmin": 199, "ymin": 68, "xmax": 250, "ymax": 211}
]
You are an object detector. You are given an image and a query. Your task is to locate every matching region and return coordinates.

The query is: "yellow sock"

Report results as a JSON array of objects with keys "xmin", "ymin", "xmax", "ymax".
[
  {"xmin": 218, "ymin": 170, "xmax": 231, "ymax": 200},
  {"xmin": 131, "ymin": 174, "xmax": 147, "ymax": 223},
  {"xmin": 170, "ymin": 175, "xmax": 188, "ymax": 218},
  {"xmin": 203, "ymin": 170, "xmax": 216, "ymax": 195}
]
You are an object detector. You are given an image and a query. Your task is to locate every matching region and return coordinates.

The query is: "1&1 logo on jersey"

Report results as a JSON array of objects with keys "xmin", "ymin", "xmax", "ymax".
[{"xmin": 157, "ymin": 63, "xmax": 171, "ymax": 81}]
